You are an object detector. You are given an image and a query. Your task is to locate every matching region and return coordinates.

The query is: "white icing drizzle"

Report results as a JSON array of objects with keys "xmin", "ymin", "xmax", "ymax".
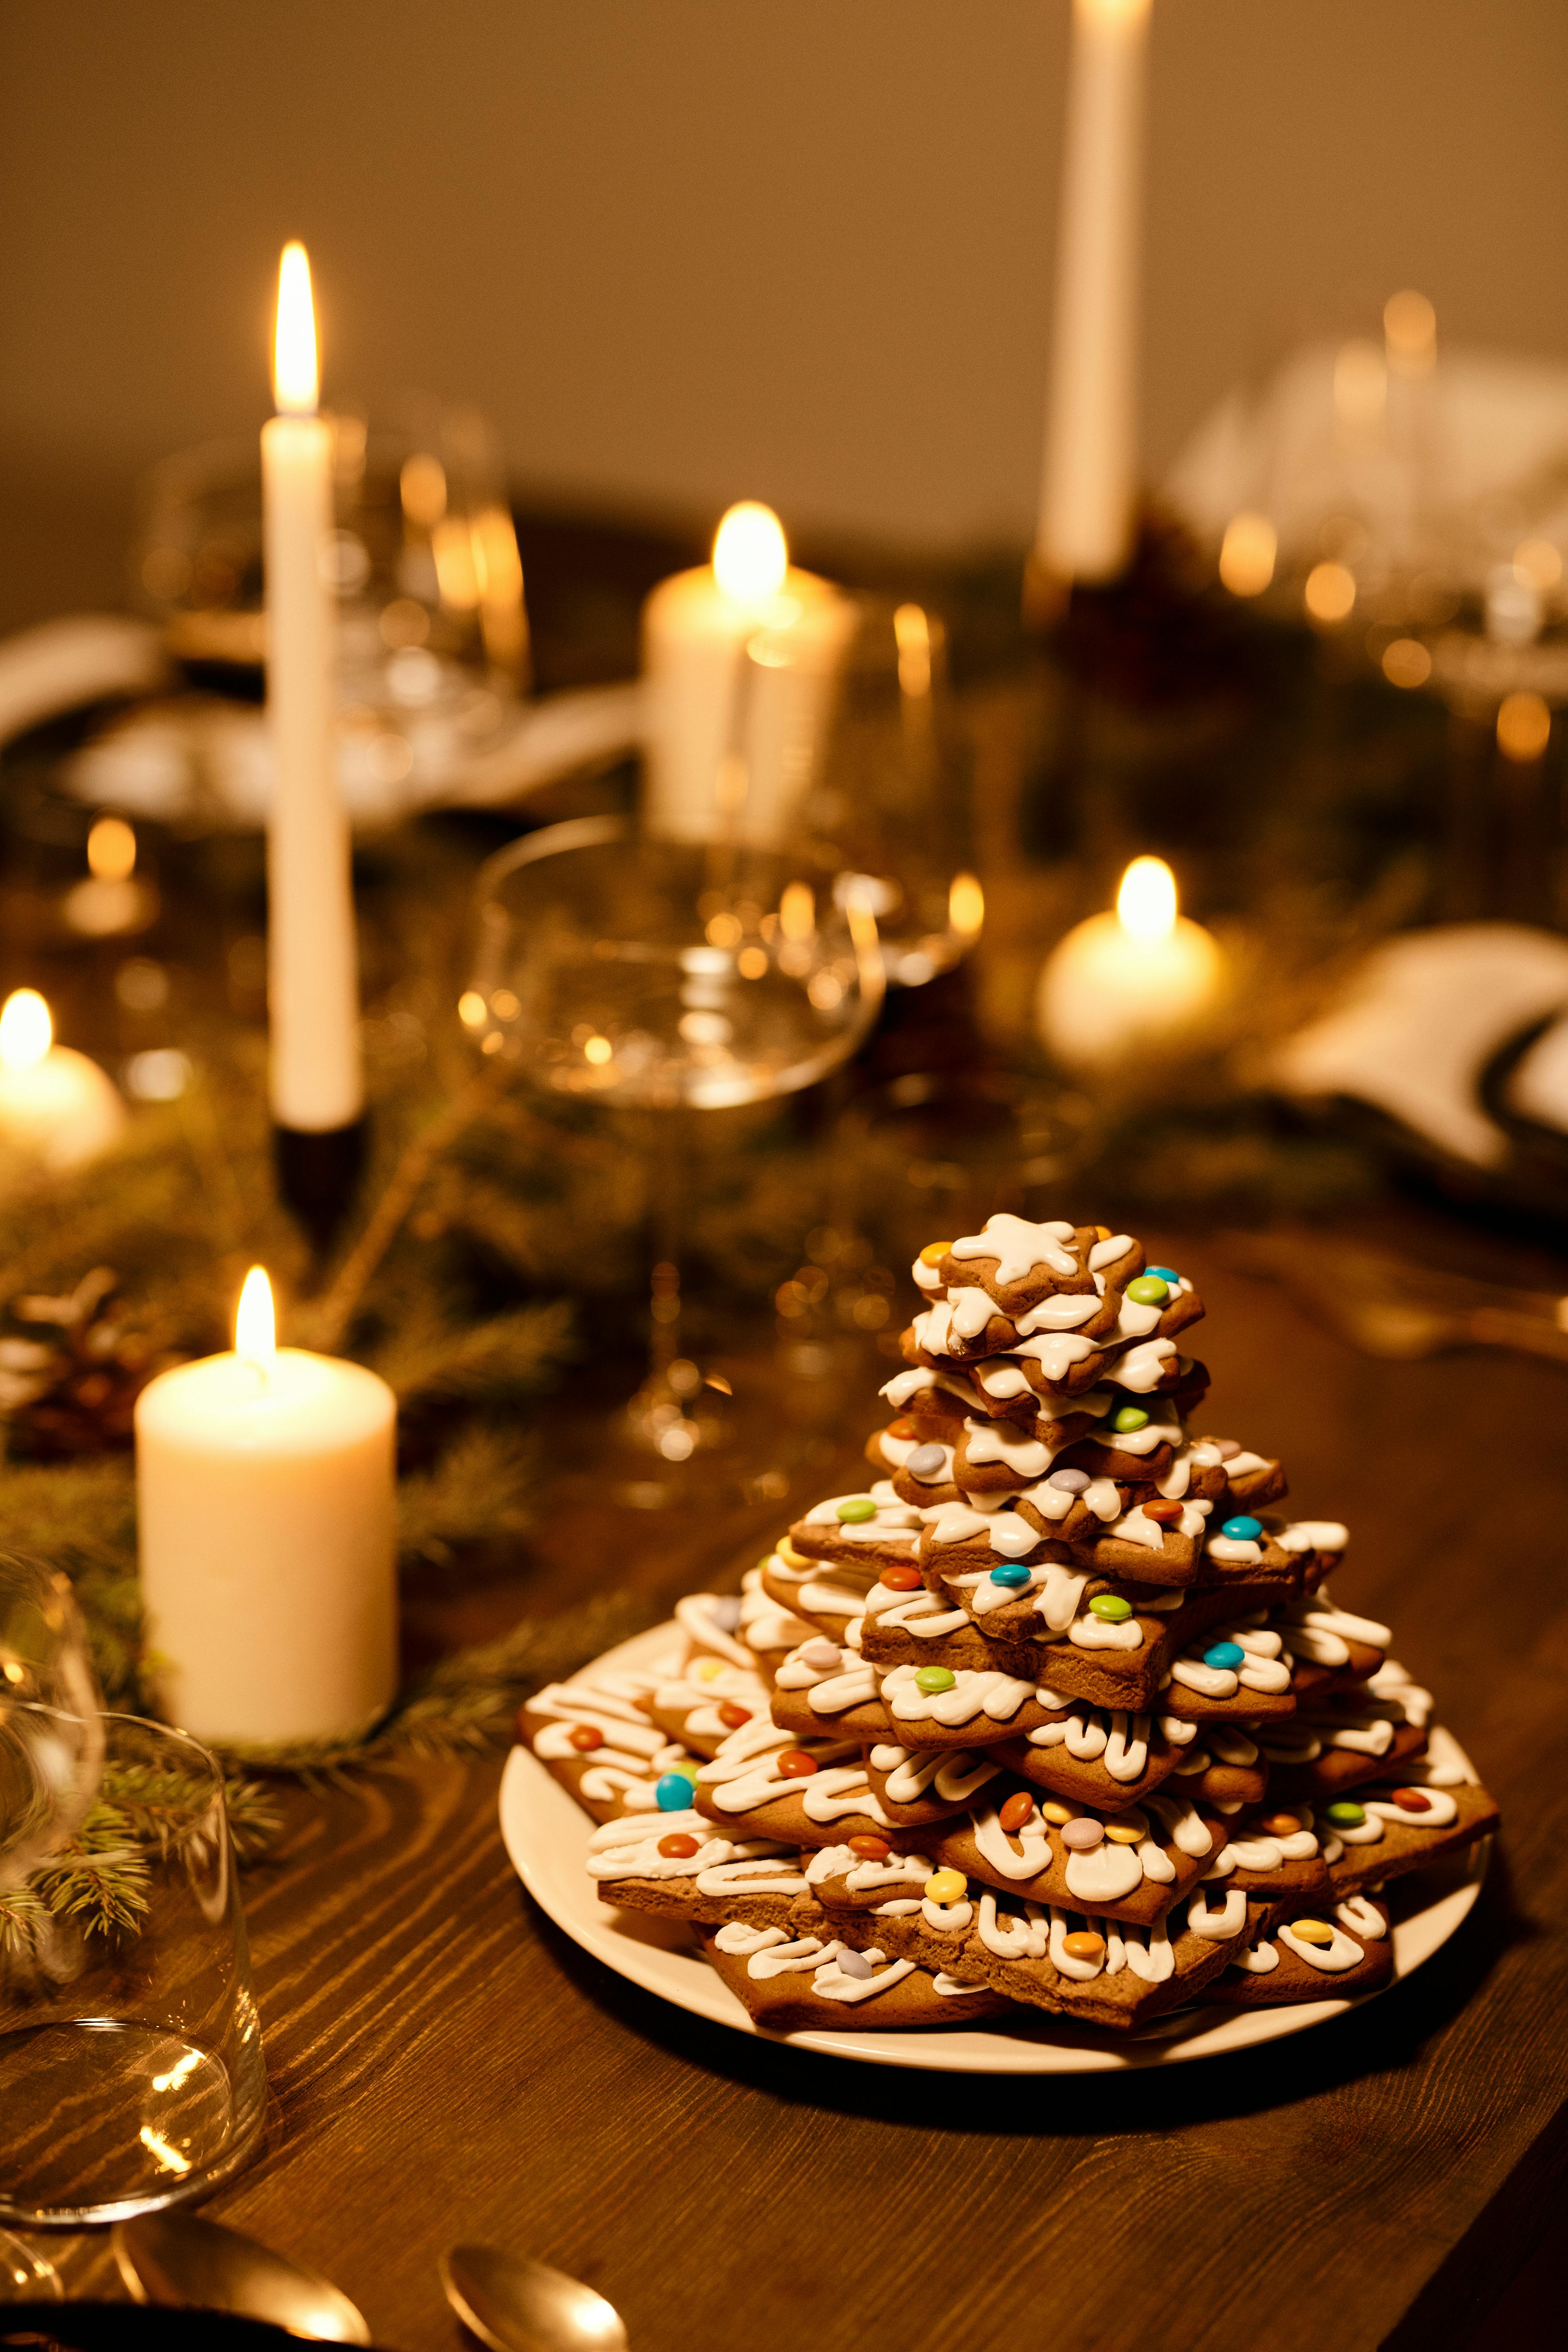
[
  {"xmin": 1277, "ymin": 1519, "xmax": 1349, "ymax": 1554},
  {"xmin": 1026, "ymin": 1704, "xmax": 1151, "ymax": 1785},
  {"xmin": 977, "ymin": 1890, "xmax": 1049, "ymax": 1957},
  {"xmin": 714, "ymin": 1921, "xmax": 788, "ymax": 1956},
  {"xmin": 1363, "ymin": 1659, "xmax": 1434, "ymax": 1727},
  {"xmin": 1188, "ymin": 1886, "xmax": 1247, "ymax": 1938},
  {"xmin": 1143, "ymin": 1793, "xmax": 1214, "ymax": 1857},
  {"xmin": 949, "ymin": 1214, "xmax": 1078, "ymax": 1286},
  {"xmin": 1366, "ymin": 1788, "xmax": 1459, "ymax": 1828},
  {"xmin": 1088, "ymin": 1234, "xmax": 1134, "ymax": 1271},
  {"xmin": 811, "ymin": 1947, "xmax": 917, "ymax": 2003},
  {"xmin": 1015, "ymin": 1293, "xmax": 1101, "ymax": 1335},
  {"xmin": 804, "ymin": 1843, "xmax": 931, "ymax": 1893},
  {"xmin": 775, "ymin": 1641, "xmax": 880, "ymax": 1716},
  {"xmin": 1205, "ymin": 1534, "xmax": 1264, "ymax": 1566},
  {"xmin": 1067, "ymin": 1612, "xmax": 1145, "ymax": 1653},
  {"xmin": 1232, "ymin": 1938, "xmax": 1280, "ymax": 1973},
  {"xmin": 1111, "ymin": 1337, "xmax": 1177, "ymax": 1392},
  {"xmin": 1087, "ymin": 1412, "xmax": 1181, "ymax": 1458},
  {"xmin": 803, "ymin": 1493, "xmax": 922, "ymax": 1546},
  {"xmin": 674, "ymin": 1593, "xmax": 756, "ymax": 1671},
  {"xmin": 930, "ymin": 1970, "xmax": 991, "ymax": 1996},
  {"xmin": 871, "ymin": 1744, "xmax": 1002, "ymax": 1805},
  {"xmin": 961, "ymin": 1416, "xmax": 1055, "ymax": 1476},
  {"xmin": 880, "ymin": 1662, "xmax": 1035, "ymax": 1727},
  {"xmin": 1279, "ymin": 1920, "xmax": 1363, "ymax": 1972},
  {"xmin": 1336, "ymin": 1895, "xmax": 1387, "ymax": 1938},
  {"xmin": 1063, "ymin": 1841, "xmax": 1143, "ymax": 1903},
  {"xmin": 971, "ymin": 1801, "xmax": 1051, "ymax": 1882},
  {"xmin": 922, "ymin": 1896, "xmax": 974, "ymax": 1933},
  {"xmin": 695, "ymin": 1855, "xmax": 811, "ymax": 1896}
]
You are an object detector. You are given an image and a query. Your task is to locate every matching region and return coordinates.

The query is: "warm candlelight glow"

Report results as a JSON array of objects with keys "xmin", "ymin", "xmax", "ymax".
[
  {"xmin": 949, "ymin": 872, "xmax": 985, "ymax": 937},
  {"xmin": 1514, "ymin": 540, "xmax": 1563, "ymax": 593},
  {"xmin": 235, "ymin": 1266, "xmax": 277, "ymax": 1368},
  {"xmin": 894, "ymin": 603, "xmax": 933, "ymax": 696},
  {"xmin": 779, "ymin": 880, "xmax": 815, "ymax": 941},
  {"xmin": 1384, "ymin": 288, "xmax": 1436, "ymax": 379},
  {"xmin": 1497, "ymin": 691, "xmax": 1552, "ymax": 763},
  {"xmin": 272, "ymin": 241, "xmax": 319, "ymax": 416},
  {"xmin": 1218, "ymin": 513, "xmax": 1277, "ymax": 597},
  {"xmin": 1116, "ymin": 855, "xmax": 1177, "ymax": 943},
  {"xmin": 1383, "ymin": 638, "xmax": 1432, "ymax": 689},
  {"xmin": 0, "ymin": 989, "xmax": 52, "ymax": 1072},
  {"xmin": 87, "ymin": 814, "xmax": 136, "ymax": 882},
  {"xmin": 712, "ymin": 503, "xmax": 788, "ymax": 606},
  {"xmin": 1305, "ymin": 561, "xmax": 1357, "ymax": 625}
]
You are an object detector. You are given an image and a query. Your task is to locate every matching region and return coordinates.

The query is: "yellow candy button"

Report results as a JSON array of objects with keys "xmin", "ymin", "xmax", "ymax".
[
  {"xmin": 1292, "ymin": 1919, "xmax": 1334, "ymax": 1947},
  {"xmin": 776, "ymin": 1538, "xmax": 811, "ymax": 1569},
  {"xmin": 924, "ymin": 1869, "xmax": 967, "ymax": 1904},
  {"xmin": 1040, "ymin": 1800, "xmax": 1076, "ymax": 1826},
  {"xmin": 919, "ymin": 1241, "xmax": 952, "ymax": 1267},
  {"xmin": 693, "ymin": 1659, "xmax": 724, "ymax": 1682},
  {"xmin": 1104, "ymin": 1817, "xmax": 1147, "ymax": 1845}
]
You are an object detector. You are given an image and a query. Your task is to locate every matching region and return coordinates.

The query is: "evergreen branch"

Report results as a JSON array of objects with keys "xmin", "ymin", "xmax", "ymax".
[{"xmin": 397, "ymin": 1422, "xmax": 543, "ymax": 1569}]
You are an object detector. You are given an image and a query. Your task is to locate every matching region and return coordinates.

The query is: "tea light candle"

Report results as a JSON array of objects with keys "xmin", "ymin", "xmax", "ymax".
[
  {"xmin": 641, "ymin": 501, "xmax": 855, "ymax": 848},
  {"xmin": 0, "ymin": 989, "xmax": 125, "ymax": 1170},
  {"xmin": 263, "ymin": 241, "xmax": 363, "ymax": 1137},
  {"xmin": 1037, "ymin": 857, "xmax": 1225, "ymax": 1067},
  {"xmin": 136, "ymin": 1267, "xmax": 397, "ymax": 1745}
]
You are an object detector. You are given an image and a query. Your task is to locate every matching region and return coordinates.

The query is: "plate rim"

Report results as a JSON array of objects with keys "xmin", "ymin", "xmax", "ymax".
[{"xmin": 499, "ymin": 1619, "xmax": 1488, "ymax": 2074}]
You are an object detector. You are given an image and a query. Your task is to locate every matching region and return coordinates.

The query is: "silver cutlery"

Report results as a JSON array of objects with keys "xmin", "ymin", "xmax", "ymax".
[
  {"xmin": 112, "ymin": 2210, "xmax": 370, "ymax": 2344},
  {"xmin": 441, "ymin": 2243, "xmax": 628, "ymax": 2352}
]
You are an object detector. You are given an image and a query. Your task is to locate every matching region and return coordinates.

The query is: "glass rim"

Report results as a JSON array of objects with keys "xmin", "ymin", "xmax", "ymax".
[{"xmin": 474, "ymin": 809, "xmax": 628, "ymax": 902}]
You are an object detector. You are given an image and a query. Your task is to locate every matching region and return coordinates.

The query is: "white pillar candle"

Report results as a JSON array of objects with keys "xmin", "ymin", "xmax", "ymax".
[
  {"xmin": 1034, "ymin": 0, "xmax": 1151, "ymax": 584},
  {"xmin": 641, "ymin": 501, "xmax": 855, "ymax": 848},
  {"xmin": 1037, "ymin": 856, "xmax": 1225, "ymax": 1068},
  {"xmin": 0, "ymin": 989, "xmax": 124, "ymax": 1171},
  {"xmin": 263, "ymin": 241, "xmax": 363, "ymax": 1133},
  {"xmin": 136, "ymin": 1267, "xmax": 397, "ymax": 1745}
]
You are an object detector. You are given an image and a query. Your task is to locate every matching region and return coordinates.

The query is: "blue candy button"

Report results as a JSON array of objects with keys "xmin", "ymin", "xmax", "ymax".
[
  {"xmin": 655, "ymin": 1772, "xmax": 695, "ymax": 1811},
  {"xmin": 1146, "ymin": 1265, "xmax": 1180, "ymax": 1283},
  {"xmin": 989, "ymin": 1562, "xmax": 1033, "ymax": 1589},
  {"xmin": 1220, "ymin": 1515, "xmax": 1261, "ymax": 1540},
  {"xmin": 1203, "ymin": 1642, "xmax": 1245, "ymax": 1670}
]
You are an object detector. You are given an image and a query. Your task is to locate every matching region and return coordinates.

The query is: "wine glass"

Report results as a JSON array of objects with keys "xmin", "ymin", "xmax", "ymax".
[
  {"xmin": 468, "ymin": 813, "xmax": 883, "ymax": 1483},
  {"xmin": 0, "ymin": 1552, "xmax": 103, "ymax": 1893},
  {"xmin": 805, "ymin": 595, "xmax": 983, "ymax": 987}
]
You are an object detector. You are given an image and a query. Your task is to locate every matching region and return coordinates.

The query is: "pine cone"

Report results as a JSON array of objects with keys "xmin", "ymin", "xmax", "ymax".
[{"xmin": 0, "ymin": 1269, "xmax": 180, "ymax": 1459}]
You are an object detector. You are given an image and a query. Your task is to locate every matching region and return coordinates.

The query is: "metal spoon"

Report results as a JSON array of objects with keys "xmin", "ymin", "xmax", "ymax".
[
  {"xmin": 113, "ymin": 2211, "xmax": 370, "ymax": 2345},
  {"xmin": 441, "ymin": 2245, "xmax": 628, "ymax": 2352}
]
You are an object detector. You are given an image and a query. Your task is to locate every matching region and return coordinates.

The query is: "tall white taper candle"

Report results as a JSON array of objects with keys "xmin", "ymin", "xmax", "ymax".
[
  {"xmin": 1034, "ymin": 0, "xmax": 1151, "ymax": 585},
  {"xmin": 263, "ymin": 242, "xmax": 363, "ymax": 1132}
]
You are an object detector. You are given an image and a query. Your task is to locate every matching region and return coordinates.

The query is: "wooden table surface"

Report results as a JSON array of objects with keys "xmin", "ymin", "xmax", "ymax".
[{"xmin": 50, "ymin": 1229, "xmax": 1568, "ymax": 2352}]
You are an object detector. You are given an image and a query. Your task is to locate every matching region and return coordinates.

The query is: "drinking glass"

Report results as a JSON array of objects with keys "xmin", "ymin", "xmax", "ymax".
[
  {"xmin": 468, "ymin": 813, "xmax": 883, "ymax": 1475},
  {"xmin": 0, "ymin": 1715, "xmax": 266, "ymax": 2226},
  {"xmin": 806, "ymin": 595, "xmax": 982, "ymax": 988},
  {"xmin": 0, "ymin": 1553, "xmax": 103, "ymax": 1893}
]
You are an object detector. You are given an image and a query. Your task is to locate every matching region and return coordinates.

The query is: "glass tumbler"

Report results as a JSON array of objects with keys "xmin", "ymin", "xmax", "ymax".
[{"xmin": 0, "ymin": 1715, "xmax": 266, "ymax": 2226}]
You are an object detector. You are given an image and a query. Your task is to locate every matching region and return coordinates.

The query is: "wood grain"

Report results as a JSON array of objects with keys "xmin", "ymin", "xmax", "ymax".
[{"xmin": 43, "ymin": 1229, "xmax": 1568, "ymax": 2351}]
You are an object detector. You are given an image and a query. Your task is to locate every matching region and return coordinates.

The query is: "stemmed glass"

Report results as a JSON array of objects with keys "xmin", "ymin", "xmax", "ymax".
[{"xmin": 468, "ymin": 813, "xmax": 883, "ymax": 1485}]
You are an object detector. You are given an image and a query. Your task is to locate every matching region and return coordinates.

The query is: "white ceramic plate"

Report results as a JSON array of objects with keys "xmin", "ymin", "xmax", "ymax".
[{"xmin": 500, "ymin": 1621, "xmax": 1489, "ymax": 2074}]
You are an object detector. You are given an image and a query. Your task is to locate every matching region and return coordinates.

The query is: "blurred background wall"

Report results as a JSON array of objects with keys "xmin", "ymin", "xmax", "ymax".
[{"xmin": 2, "ymin": 0, "xmax": 1566, "ymax": 628}]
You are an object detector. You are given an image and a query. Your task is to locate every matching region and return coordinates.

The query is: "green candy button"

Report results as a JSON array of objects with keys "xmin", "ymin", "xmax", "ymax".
[
  {"xmin": 1112, "ymin": 1406, "xmax": 1149, "ymax": 1433},
  {"xmin": 1325, "ymin": 1800, "xmax": 1366, "ymax": 1828},
  {"xmin": 1089, "ymin": 1594, "xmax": 1134, "ymax": 1622},
  {"xmin": 914, "ymin": 1666, "xmax": 957, "ymax": 1694},
  {"xmin": 1126, "ymin": 1275, "xmax": 1170, "ymax": 1306},
  {"xmin": 836, "ymin": 1496, "xmax": 877, "ymax": 1523}
]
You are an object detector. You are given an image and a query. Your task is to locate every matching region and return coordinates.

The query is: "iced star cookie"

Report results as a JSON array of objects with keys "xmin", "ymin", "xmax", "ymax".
[
  {"xmin": 699, "ymin": 1920, "xmax": 1011, "ymax": 2031},
  {"xmin": 648, "ymin": 1661, "xmax": 772, "ymax": 1757},
  {"xmin": 790, "ymin": 1850, "xmax": 983, "ymax": 1975},
  {"xmin": 785, "ymin": 1488, "xmax": 925, "ymax": 1577},
  {"xmin": 767, "ymin": 1637, "xmax": 890, "ymax": 1741},
  {"xmin": 961, "ymin": 1886, "xmax": 1260, "ymax": 2030},
  {"xmin": 990, "ymin": 1699, "xmax": 1184, "ymax": 1809},
  {"xmin": 1159, "ymin": 1717, "xmax": 1270, "ymax": 1809},
  {"xmin": 1209, "ymin": 1894, "xmax": 1393, "ymax": 2005},
  {"xmin": 937, "ymin": 1788, "xmax": 1221, "ymax": 1926},
  {"xmin": 586, "ymin": 1810, "xmax": 809, "ymax": 1930}
]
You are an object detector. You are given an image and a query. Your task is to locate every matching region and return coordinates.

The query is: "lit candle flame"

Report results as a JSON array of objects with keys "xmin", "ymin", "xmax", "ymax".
[
  {"xmin": 235, "ymin": 1266, "xmax": 277, "ymax": 1370},
  {"xmin": 948, "ymin": 872, "xmax": 985, "ymax": 937},
  {"xmin": 87, "ymin": 815, "xmax": 136, "ymax": 882},
  {"xmin": 273, "ymin": 241, "xmax": 319, "ymax": 416},
  {"xmin": 0, "ymin": 989, "xmax": 53, "ymax": 1072},
  {"xmin": 712, "ymin": 502, "xmax": 788, "ymax": 606},
  {"xmin": 1116, "ymin": 857, "xmax": 1177, "ymax": 944}
]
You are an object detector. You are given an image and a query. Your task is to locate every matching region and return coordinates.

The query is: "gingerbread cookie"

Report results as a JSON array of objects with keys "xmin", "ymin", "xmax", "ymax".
[
  {"xmin": 962, "ymin": 1885, "xmax": 1259, "ymax": 2030},
  {"xmin": 1210, "ymin": 1894, "xmax": 1393, "ymax": 2005},
  {"xmin": 991, "ymin": 1700, "xmax": 1181, "ymax": 1809},
  {"xmin": 1317, "ymin": 1779, "xmax": 1500, "ymax": 1900},
  {"xmin": 587, "ymin": 1810, "xmax": 809, "ymax": 1929},
  {"xmin": 699, "ymin": 1920, "xmax": 1011, "ymax": 2031},
  {"xmin": 519, "ymin": 1672, "xmax": 691, "ymax": 1821},
  {"xmin": 863, "ymin": 1740, "xmax": 1006, "ymax": 1826},
  {"xmin": 938, "ymin": 1788, "xmax": 1219, "ymax": 1925}
]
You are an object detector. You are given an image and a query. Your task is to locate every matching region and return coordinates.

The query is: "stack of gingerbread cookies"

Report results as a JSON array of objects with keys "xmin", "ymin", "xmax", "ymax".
[{"xmin": 521, "ymin": 1213, "xmax": 1499, "ymax": 2036}]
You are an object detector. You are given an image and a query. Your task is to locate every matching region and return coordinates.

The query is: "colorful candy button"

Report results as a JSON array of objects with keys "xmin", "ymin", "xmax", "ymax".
[
  {"xmin": 925, "ymin": 1869, "xmax": 967, "ymax": 1904},
  {"xmin": 1220, "ymin": 1516, "xmax": 1262, "ymax": 1540},
  {"xmin": 1143, "ymin": 1499, "xmax": 1182, "ymax": 1526},
  {"xmin": 567, "ymin": 1724, "xmax": 604, "ymax": 1752},
  {"xmin": 799, "ymin": 1637, "xmax": 843, "ymax": 1670},
  {"xmin": 1292, "ymin": 1919, "xmax": 1334, "ymax": 1947},
  {"xmin": 717, "ymin": 1701, "xmax": 753, "ymax": 1729},
  {"xmin": 1060, "ymin": 1818, "xmax": 1104, "ymax": 1851},
  {"xmin": 1104, "ymin": 1816, "xmax": 1147, "ymax": 1845},
  {"xmin": 906, "ymin": 1443, "xmax": 948, "ymax": 1478},
  {"xmin": 836, "ymin": 1496, "xmax": 877, "ymax": 1523},
  {"xmin": 692, "ymin": 1657, "xmax": 725, "ymax": 1682},
  {"xmin": 848, "ymin": 1834, "xmax": 890, "ymax": 1860},
  {"xmin": 657, "ymin": 1832, "xmax": 700, "ymax": 1859},
  {"xmin": 1212, "ymin": 1438, "xmax": 1240, "ymax": 1461},
  {"xmin": 1146, "ymin": 1266, "xmax": 1180, "ymax": 1284},
  {"xmin": 887, "ymin": 1416, "xmax": 918, "ymax": 1439},
  {"xmin": 777, "ymin": 1749, "xmax": 818, "ymax": 1778},
  {"xmin": 1062, "ymin": 1930, "xmax": 1106, "ymax": 1962},
  {"xmin": 989, "ymin": 1561, "xmax": 1033, "ymax": 1589},
  {"xmin": 1261, "ymin": 1812, "xmax": 1303, "ymax": 1838},
  {"xmin": 1390, "ymin": 1788, "xmax": 1433, "ymax": 1813},
  {"xmin": 1112, "ymin": 1406, "xmax": 1149, "ymax": 1433},
  {"xmin": 1203, "ymin": 1641, "xmax": 1246, "ymax": 1670},
  {"xmin": 919, "ymin": 1241, "xmax": 952, "ymax": 1267},
  {"xmin": 914, "ymin": 1666, "xmax": 956, "ymax": 1694},
  {"xmin": 1325, "ymin": 1801, "xmax": 1367, "ymax": 1828},
  {"xmin": 1126, "ymin": 1275, "xmax": 1170, "ymax": 1306},
  {"xmin": 837, "ymin": 1946, "xmax": 873, "ymax": 1979},
  {"xmin": 1089, "ymin": 1594, "xmax": 1134, "ymax": 1622},
  {"xmin": 1040, "ymin": 1800, "xmax": 1076, "ymax": 1825},
  {"xmin": 999, "ymin": 1792, "xmax": 1036, "ymax": 1833},
  {"xmin": 1048, "ymin": 1466, "xmax": 1091, "ymax": 1492},
  {"xmin": 880, "ymin": 1563, "xmax": 924, "ymax": 1591},
  {"xmin": 654, "ymin": 1773, "xmax": 695, "ymax": 1811}
]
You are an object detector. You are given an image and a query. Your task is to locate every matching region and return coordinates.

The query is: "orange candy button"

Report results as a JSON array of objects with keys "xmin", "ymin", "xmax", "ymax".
[
  {"xmin": 717, "ymin": 1702, "xmax": 752, "ymax": 1729},
  {"xmin": 880, "ymin": 1564, "xmax": 924, "ymax": 1591},
  {"xmin": 887, "ymin": 1417, "xmax": 918, "ymax": 1439},
  {"xmin": 1261, "ymin": 1812, "xmax": 1302, "ymax": 1837},
  {"xmin": 568, "ymin": 1725, "xmax": 604, "ymax": 1752},
  {"xmin": 778, "ymin": 1749, "xmax": 818, "ymax": 1779},
  {"xmin": 999, "ymin": 1792, "xmax": 1036, "ymax": 1833},
  {"xmin": 657, "ymin": 1833, "xmax": 700, "ymax": 1859},
  {"xmin": 919, "ymin": 1241, "xmax": 952, "ymax": 1267},
  {"xmin": 848, "ymin": 1835, "xmax": 890, "ymax": 1860},
  {"xmin": 1062, "ymin": 1931, "xmax": 1105, "ymax": 1962},
  {"xmin": 1390, "ymin": 1788, "xmax": 1432, "ymax": 1813}
]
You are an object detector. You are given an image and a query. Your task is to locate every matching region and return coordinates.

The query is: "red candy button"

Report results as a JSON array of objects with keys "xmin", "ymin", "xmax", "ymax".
[
  {"xmin": 1390, "ymin": 1788, "xmax": 1432, "ymax": 1813},
  {"xmin": 1143, "ymin": 1499, "xmax": 1182, "ymax": 1527},
  {"xmin": 999, "ymin": 1792, "xmax": 1035, "ymax": 1834},
  {"xmin": 717, "ymin": 1702, "xmax": 752, "ymax": 1728},
  {"xmin": 848, "ymin": 1835, "xmax": 891, "ymax": 1860},
  {"xmin": 568, "ymin": 1724, "xmax": 604, "ymax": 1752},
  {"xmin": 778, "ymin": 1750, "xmax": 818, "ymax": 1779},
  {"xmin": 880, "ymin": 1564, "xmax": 924, "ymax": 1591},
  {"xmin": 1260, "ymin": 1812, "xmax": 1301, "ymax": 1837},
  {"xmin": 657, "ymin": 1833, "xmax": 700, "ymax": 1858}
]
